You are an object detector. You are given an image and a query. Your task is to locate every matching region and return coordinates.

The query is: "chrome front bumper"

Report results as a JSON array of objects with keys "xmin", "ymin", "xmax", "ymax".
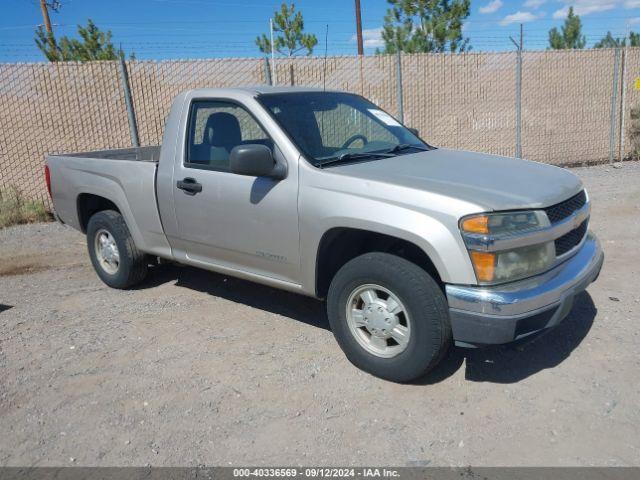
[{"xmin": 445, "ymin": 233, "xmax": 604, "ymax": 346}]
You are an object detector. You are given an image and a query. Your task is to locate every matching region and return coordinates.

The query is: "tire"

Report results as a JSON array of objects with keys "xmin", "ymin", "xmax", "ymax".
[
  {"xmin": 327, "ymin": 252, "xmax": 451, "ymax": 383},
  {"xmin": 86, "ymin": 210, "xmax": 148, "ymax": 289}
]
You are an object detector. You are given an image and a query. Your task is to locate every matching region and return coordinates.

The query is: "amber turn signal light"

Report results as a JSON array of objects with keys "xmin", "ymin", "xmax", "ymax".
[
  {"xmin": 461, "ymin": 215, "xmax": 489, "ymax": 234},
  {"xmin": 470, "ymin": 251, "xmax": 496, "ymax": 282}
]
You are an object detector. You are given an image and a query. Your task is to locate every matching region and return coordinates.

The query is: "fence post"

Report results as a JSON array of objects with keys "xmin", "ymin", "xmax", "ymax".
[
  {"xmin": 510, "ymin": 25, "xmax": 523, "ymax": 159},
  {"xmin": 618, "ymin": 42, "xmax": 629, "ymax": 161},
  {"xmin": 515, "ymin": 48, "xmax": 522, "ymax": 158},
  {"xmin": 396, "ymin": 50, "xmax": 404, "ymax": 123},
  {"xmin": 358, "ymin": 54, "xmax": 364, "ymax": 95},
  {"xmin": 118, "ymin": 57, "xmax": 139, "ymax": 147},
  {"xmin": 263, "ymin": 57, "xmax": 272, "ymax": 85},
  {"xmin": 609, "ymin": 48, "xmax": 621, "ymax": 163}
]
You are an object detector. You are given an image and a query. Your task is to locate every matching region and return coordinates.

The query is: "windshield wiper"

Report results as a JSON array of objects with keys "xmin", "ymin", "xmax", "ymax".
[
  {"xmin": 385, "ymin": 143, "xmax": 430, "ymax": 154},
  {"xmin": 316, "ymin": 144, "xmax": 430, "ymax": 168},
  {"xmin": 316, "ymin": 151, "xmax": 395, "ymax": 168}
]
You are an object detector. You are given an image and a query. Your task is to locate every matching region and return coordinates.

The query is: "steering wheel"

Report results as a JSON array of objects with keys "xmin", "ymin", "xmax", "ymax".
[{"xmin": 340, "ymin": 134, "xmax": 368, "ymax": 150}]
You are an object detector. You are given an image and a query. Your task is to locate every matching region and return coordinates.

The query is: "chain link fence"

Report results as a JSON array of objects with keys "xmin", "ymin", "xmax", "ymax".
[
  {"xmin": 522, "ymin": 49, "xmax": 619, "ymax": 165},
  {"xmin": 1, "ymin": 48, "xmax": 638, "ymax": 210}
]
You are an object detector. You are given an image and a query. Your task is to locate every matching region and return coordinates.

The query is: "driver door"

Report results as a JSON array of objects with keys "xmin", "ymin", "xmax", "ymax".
[{"xmin": 167, "ymin": 99, "xmax": 301, "ymax": 284}]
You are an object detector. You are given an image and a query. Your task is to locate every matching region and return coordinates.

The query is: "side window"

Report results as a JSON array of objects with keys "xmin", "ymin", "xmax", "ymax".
[{"xmin": 186, "ymin": 101, "xmax": 271, "ymax": 171}]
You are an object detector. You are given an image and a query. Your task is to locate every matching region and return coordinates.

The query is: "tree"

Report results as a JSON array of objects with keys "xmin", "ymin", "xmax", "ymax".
[
  {"xmin": 378, "ymin": 0, "xmax": 471, "ymax": 54},
  {"xmin": 594, "ymin": 31, "xmax": 624, "ymax": 48},
  {"xmin": 256, "ymin": 3, "xmax": 317, "ymax": 56},
  {"xmin": 548, "ymin": 7, "xmax": 586, "ymax": 50},
  {"xmin": 593, "ymin": 31, "xmax": 640, "ymax": 48},
  {"xmin": 35, "ymin": 19, "xmax": 133, "ymax": 62}
]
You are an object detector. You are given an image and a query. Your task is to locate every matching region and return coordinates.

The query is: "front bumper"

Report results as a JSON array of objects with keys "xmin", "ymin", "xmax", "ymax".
[{"xmin": 445, "ymin": 233, "xmax": 604, "ymax": 346}]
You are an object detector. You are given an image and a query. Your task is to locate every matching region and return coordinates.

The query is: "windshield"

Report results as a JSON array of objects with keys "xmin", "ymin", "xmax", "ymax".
[{"xmin": 257, "ymin": 92, "xmax": 429, "ymax": 166}]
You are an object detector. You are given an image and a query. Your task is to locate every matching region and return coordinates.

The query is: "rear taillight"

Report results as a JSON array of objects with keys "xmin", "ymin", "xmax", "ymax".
[{"xmin": 44, "ymin": 165, "xmax": 52, "ymax": 198}]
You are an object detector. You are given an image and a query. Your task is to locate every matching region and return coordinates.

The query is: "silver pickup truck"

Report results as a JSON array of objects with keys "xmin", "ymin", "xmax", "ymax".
[{"xmin": 46, "ymin": 86, "xmax": 604, "ymax": 382}]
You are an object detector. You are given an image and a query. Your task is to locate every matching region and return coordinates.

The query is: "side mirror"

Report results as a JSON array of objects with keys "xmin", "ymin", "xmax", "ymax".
[
  {"xmin": 229, "ymin": 144, "xmax": 284, "ymax": 178},
  {"xmin": 407, "ymin": 127, "xmax": 420, "ymax": 137}
]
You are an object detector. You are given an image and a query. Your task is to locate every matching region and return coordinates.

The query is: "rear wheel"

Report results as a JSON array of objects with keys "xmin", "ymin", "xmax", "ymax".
[
  {"xmin": 87, "ymin": 210, "xmax": 148, "ymax": 289},
  {"xmin": 327, "ymin": 252, "xmax": 451, "ymax": 383}
]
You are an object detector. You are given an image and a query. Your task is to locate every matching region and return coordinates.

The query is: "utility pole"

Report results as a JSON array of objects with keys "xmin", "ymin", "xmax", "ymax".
[
  {"xmin": 39, "ymin": 0, "xmax": 58, "ymax": 52},
  {"xmin": 354, "ymin": 0, "xmax": 364, "ymax": 55},
  {"xmin": 39, "ymin": 0, "xmax": 53, "ymax": 34}
]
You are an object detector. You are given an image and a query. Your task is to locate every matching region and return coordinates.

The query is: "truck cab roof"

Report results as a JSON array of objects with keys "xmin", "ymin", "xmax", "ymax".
[{"xmin": 185, "ymin": 85, "xmax": 341, "ymax": 98}]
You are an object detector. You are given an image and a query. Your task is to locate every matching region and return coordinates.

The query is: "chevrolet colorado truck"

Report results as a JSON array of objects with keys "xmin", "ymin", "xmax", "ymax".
[{"xmin": 46, "ymin": 86, "xmax": 604, "ymax": 382}]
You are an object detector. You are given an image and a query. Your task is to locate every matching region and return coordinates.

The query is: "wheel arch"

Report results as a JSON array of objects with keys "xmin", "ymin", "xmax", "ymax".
[
  {"xmin": 77, "ymin": 193, "xmax": 121, "ymax": 233},
  {"xmin": 314, "ymin": 227, "xmax": 444, "ymax": 299}
]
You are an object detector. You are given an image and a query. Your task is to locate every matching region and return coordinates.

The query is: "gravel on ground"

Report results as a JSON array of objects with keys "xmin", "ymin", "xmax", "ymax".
[{"xmin": 0, "ymin": 161, "xmax": 639, "ymax": 466}]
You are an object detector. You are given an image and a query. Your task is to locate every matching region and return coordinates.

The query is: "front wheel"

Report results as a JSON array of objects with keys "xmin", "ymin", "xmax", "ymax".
[
  {"xmin": 327, "ymin": 252, "xmax": 451, "ymax": 383},
  {"xmin": 87, "ymin": 210, "xmax": 148, "ymax": 289}
]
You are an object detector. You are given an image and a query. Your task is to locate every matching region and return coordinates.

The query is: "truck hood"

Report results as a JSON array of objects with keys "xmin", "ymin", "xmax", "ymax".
[{"xmin": 329, "ymin": 148, "xmax": 583, "ymax": 211}]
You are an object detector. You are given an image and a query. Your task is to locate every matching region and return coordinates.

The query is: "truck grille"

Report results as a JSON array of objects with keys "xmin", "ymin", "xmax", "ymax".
[
  {"xmin": 555, "ymin": 220, "xmax": 588, "ymax": 256},
  {"xmin": 543, "ymin": 190, "xmax": 587, "ymax": 224}
]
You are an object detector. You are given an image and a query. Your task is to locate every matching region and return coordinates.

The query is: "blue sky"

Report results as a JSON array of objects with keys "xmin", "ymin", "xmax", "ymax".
[{"xmin": 1, "ymin": 0, "xmax": 639, "ymax": 62}]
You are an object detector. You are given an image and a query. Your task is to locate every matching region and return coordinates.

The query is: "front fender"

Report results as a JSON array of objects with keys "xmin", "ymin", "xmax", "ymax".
[{"xmin": 299, "ymin": 188, "xmax": 478, "ymax": 295}]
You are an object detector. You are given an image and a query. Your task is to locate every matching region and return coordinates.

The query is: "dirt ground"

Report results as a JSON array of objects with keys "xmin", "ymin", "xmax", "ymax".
[{"xmin": 1, "ymin": 162, "xmax": 639, "ymax": 467}]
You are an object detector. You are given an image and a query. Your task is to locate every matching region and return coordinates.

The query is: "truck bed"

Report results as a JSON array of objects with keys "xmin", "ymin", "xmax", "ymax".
[
  {"xmin": 46, "ymin": 145, "xmax": 171, "ymax": 260},
  {"xmin": 57, "ymin": 145, "xmax": 161, "ymax": 162}
]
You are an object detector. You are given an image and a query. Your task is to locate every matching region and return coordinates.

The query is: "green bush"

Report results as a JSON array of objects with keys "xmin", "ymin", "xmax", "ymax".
[{"xmin": 0, "ymin": 187, "xmax": 52, "ymax": 228}]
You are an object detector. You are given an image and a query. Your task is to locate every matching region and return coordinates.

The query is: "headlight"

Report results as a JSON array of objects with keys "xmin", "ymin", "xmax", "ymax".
[
  {"xmin": 461, "ymin": 211, "xmax": 554, "ymax": 284},
  {"xmin": 461, "ymin": 211, "xmax": 546, "ymax": 235},
  {"xmin": 469, "ymin": 243, "xmax": 555, "ymax": 283}
]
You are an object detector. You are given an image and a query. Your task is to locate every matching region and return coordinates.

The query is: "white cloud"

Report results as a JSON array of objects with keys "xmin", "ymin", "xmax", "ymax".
[
  {"xmin": 499, "ymin": 11, "xmax": 540, "ymax": 25},
  {"xmin": 625, "ymin": 0, "xmax": 640, "ymax": 8},
  {"xmin": 351, "ymin": 28, "xmax": 384, "ymax": 48},
  {"xmin": 479, "ymin": 0, "xmax": 503, "ymax": 14},
  {"xmin": 552, "ymin": 0, "xmax": 616, "ymax": 19},
  {"xmin": 629, "ymin": 16, "xmax": 640, "ymax": 23},
  {"xmin": 552, "ymin": 7, "xmax": 569, "ymax": 19},
  {"xmin": 524, "ymin": 0, "xmax": 546, "ymax": 8}
]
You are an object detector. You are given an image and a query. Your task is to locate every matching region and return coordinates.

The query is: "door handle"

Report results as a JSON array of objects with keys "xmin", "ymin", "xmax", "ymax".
[{"xmin": 176, "ymin": 177, "xmax": 202, "ymax": 195}]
